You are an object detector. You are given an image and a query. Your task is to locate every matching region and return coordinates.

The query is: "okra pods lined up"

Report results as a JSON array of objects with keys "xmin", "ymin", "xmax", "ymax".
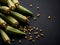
[
  {"xmin": 5, "ymin": 26, "xmax": 26, "ymax": 35},
  {"xmin": 0, "ymin": 29, "xmax": 11, "ymax": 44},
  {"xmin": 16, "ymin": 5, "xmax": 33, "ymax": 16},
  {"xmin": 10, "ymin": 11, "xmax": 30, "ymax": 23},
  {"xmin": 0, "ymin": 18, "xmax": 7, "ymax": 28},
  {"xmin": 0, "ymin": 6, "xmax": 10, "ymax": 14},
  {"xmin": 0, "ymin": 13, "xmax": 18, "ymax": 27}
]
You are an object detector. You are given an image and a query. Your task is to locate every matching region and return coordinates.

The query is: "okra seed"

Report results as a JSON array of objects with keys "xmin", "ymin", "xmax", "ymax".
[
  {"xmin": 32, "ymin": 40, "xmax": 35, "ymax": 43},
  {"xmin": 34, "ymin": 32, "xmax": 39, "ymax": 35},
  {"xmin": 40, "ymin": 33, "xmax": 44, "ymax": 36},
  {"xmin": 48, "ymin": 16, "xmax": 51, "ymax": 19},
  {"xmin": 19, "ymin": 40, "xmax": 21, "ymax": 44},
  {"xmin": 25, "ymin": 36, "xmax": 27, "ymax": 39},
  {"xmin": 29, "ymin": 35, "xmax": 33, "ymax": 38},
  {"xmin": 40, "ymin": 29, "xmax": 43, "ymax": 32},
  {"xmin": 36, "ymin": 27, "xmax": 39, "ymax": 30},
  {"xmin": 33, "ymin": 17, "xmax": 37, "ymax": 21},
  {"xmin": 29, "ymin": 4, "xmax": 32, "ymax": 8},
  {"xmin": 37, "ymin": 6, "xmax": 40, "ymax": 10},
  {"xmin": 37, "ymin": 34, "xmax": 41, "ymax": 38},
  {"xmin": 12, "ymin": 39, "xmax": 15, "ymax": 42},
  {"xmin": 36, "ymin": 36, "xmax": 38, "ymax": 39},
  {"xmin": 29, "ymin": 32, "xmax": 31, "ymax": 35},
  {"xmin": 37, "ymin": 14, "xmax": 40, "ymax": 17},
  {"xmin": 29, "ymin": 37, "xmax": 33, "ymax": 41},
  {"xmin": 33, "ymin": 27, "xmax": 36, "ymax": 30}
]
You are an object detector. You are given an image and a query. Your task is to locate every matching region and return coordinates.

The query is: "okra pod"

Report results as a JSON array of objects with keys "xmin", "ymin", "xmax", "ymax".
[
  {"xmin": 0, "ymin": 29, "xmax": 11, "ymax": 44},
  {"xmin": 0, "ymin": 6, "xmax": 10, "ymax": 14},
  {"xmin": 5, "ymin": 26, "xmax": 26, "ymax": 35},
  {"xmin": 16, "ymin": 5, "xmax": 33, "ymax": 16},
  {"xmin": 0, "ymin": 13, "xmax": 18, "ymax": 27},
  {"xmin": 10, "ymin": 11, "xmax": 30, "ymax": 23},
  {"xmin": 6, "ymin": 16, "xmax": 19, "ymax": 27},
  {"xmin": 0, "ymin": 18, "xmax": 7, "ymax": 28},
  {"xmin": 11, "ymin": 0, "xmax": 19, "ymax": 6},
  {"xmin": 0, "ymin": 0, "xmax": 15, "ymax": 10}
]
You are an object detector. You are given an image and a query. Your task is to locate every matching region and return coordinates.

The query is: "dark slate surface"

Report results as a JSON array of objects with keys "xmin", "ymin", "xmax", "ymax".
[{"xmin": 0, "ymin": 0, "xmax": 59, "ymax": 45}]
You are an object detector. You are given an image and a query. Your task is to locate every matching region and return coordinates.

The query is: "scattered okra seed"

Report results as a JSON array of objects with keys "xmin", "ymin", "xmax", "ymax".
[
  {"xmin": 40, "ymin": 29, "xmax": 43, "ymax": 32},
  {"xmin": 40, "ymin": 33, "xmax": 44, "ymax": 36},
  {"xmin": 48, "ymin": 16, "xmax": 51, "ymax": 19},
  {"xmin": 34, "ymin": 32, "xmax": 39, "ymax": 35},
  {"xmin": 37, "ymin": 13, "xmax": 40, "ymax": 17},
  {"xmin": 18, "ymin": 40, "xmax": 21, "ymax": 44},
  {"xmin": 33, "ymin": 17, "xmax": 37, "ymax": 21},
  {"xmin": 29, "ymin": 37, "xmax": 33, "ymax": 41},
  {"xmin": 32, "ymin": 40, "xmax": 35, "ymax": 43},
  {"xmin": 36, "ymin": 36, "xmax": 38, "ymax": 39},
  {"xmin": 12, "ymin": 39, "xmax": 15, "ymax": 42},
  {"xmin": 36, "ymin": 27, "xmax": 39, "ymax": 30},
  {"xmin": 37, "ymin": 34, "xmax": 41, "ymax": 38},
  {"xmin": 29, "ymin": 35, "xmax": 33, "ymax": 38},
  {"xmin": 33, "ymin": 27, "xmax": 36, "ymax": 30},
  {"xmin": 29, "ymin": 4, "xmax": 32, "ymax": 8},
  {"xmin": 25, "ymin": 36, "xmax": 27, "ymax": 39},
  {"xmin": 37, "ymin": 6, "xmax": 40, "ymax": 10},
  {"xmin": 29, "ymin": 32, "xmax": 31, "ymax": 35}
]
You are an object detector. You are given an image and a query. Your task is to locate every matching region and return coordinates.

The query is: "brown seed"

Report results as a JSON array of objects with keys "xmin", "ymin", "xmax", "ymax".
[
  {"xmin": 19, "ymin": 40, "xmax": 21, "ymax": 44},
  {"xmin": 40, "ymin": 33, "xmax": 44, "ymax": 36},
  {"xmin": 36, "ymin": 36, "xmax": 38, "ymax": 39},
  {"xmin": 37, "ymin": 13, "xmax": 40, "ymax": 17},
  {"xmin": 32, "ymin": 40, "xmax": 35, "ymax": 43},
  {"xmin": 29, "ymin": 26, "xmax": 32, "ymax": 29},
  {"xmin": 29, "ymin": 32, "xmax": 31, "ymax": 35},
  {"xmin": 33, "ymin": 27, "xmax": 36, "ymax": 30},
  {"xmin": 29, "ymin": 4, "xmax": 32, "ymax": 8},
  {"xmin": 29, "ymin": 37, "xmax": 33, "ymax": 41},
  {"xmin": 25, "ymin": 36, "xmax": 27, "ymax": 39},
  {"xmin": 33, "ymin": 17, "xmax": 37, "ymax": 21},
  {"xmin": 40, "ymin": 29, "xmax": 43, "ymax": 32},
  {"xmin": 37, "ymin": 6, "xmax": 40, "ymax": 10},
  {"xmin": 37, "ymin": 34, "xmax": 41, "ymax": 38},
  {"xmin": 34, "ymin": 32, "xmax": 39, "ymax": 35},
  {"xmin": 12, "ymin": 39, "xmax": 15, "ymax": 42},
  {"xmin": 48, "ymin": 16, "xmax": 51, "ymax": 19},
  {"xmin": 36, "ymin": 27, "xmax": 39, "ymax": 30},
  {"xmin": 29, "ymin": 35, "xmax": 33, "ymax": 38}
]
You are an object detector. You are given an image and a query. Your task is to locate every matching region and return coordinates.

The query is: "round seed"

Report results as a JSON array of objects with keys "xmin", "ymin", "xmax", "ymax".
[
  {"xmin": 29, "ymin": 35, "xmax": 33, "ymax": 38},
  {"xmin": 29, "ymin": 37, "xmax": 33, "ymax": 41},
  {"xmin": 33, "ymin": 27, "xmax": 36, "ymax": 30},
  {"xmin": 36, "ymin": 27, "xmax": 39, "ymax": 30},
  {"xmin": 32, "ymin": 40, "xmax": 35, "ymax": 43},
  {"xmin": 34, "ymin": 32, "xmax": 39, "ymax": 35},
  {"xmin": 48, "ymin": 16, "xmax": 51, "ymax": 19},
  {"xmin": 36, "ymin": 36, "xmax": 38, "ymax": 39},
  {"xmin": 12, "ymin": 39, "xmax": 15, "ymax": 42},
  {"xmin": 25, "ymin": 36, "xmax": 27, "ymax": 39},
  {"xmin": 29, "ymin": 4, "xmax": 32, "ymax": 8},
  {"xmin": 18, "ymin": 40, "xmax": 21, "ymax": 44},
  {"xmin": 37, "ymin": 6, "xmax": 40, "ymax": 10},
  {"xmin": 40, "ymin": 33, "xmax": 44, "ymax": 36},
  {"xmin": 40, "ymin": 29, "xmax": 43, "ymax": 32},
  {"xmin": 37, "ymin": 34, "xmax": 41, "ymax": 38},
  {"xmin": 33, "ymin": 17, "xmax": 37, "ymax": 21},
  {"xmin": 29, "ymin": 32, "xmax": 31, "ymax": 35},
  {"xmin": 37, "ymin": 14, "xmax": 40, "ymax": 17}
]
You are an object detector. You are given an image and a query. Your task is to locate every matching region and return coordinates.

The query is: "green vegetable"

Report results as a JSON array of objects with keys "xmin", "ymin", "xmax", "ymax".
[
  {"xmin": 16, "ymin": 5, "xmax": 33, "ymax": 16},
  {"xmin": 0, "ymin": 13, "xmax": 18, "ymax": 27},
  {"xmin": 6, "ymin": 16, "xmax": 19, "ymax": 27},
  {"xmin": 11, "ymin": 0, "xmax": 19, "ymax": 6},
  {"xmin": 0, "ymin": 6, "xmax": 10, "ymax": 14},
  {"xmin": 10, "ymin": 11, "xmax": 30, "ymax": 23},
  {"xmin": 0, "ymin": 0, "xmax": 15, "ymax": 10},
  {"xmin": 5, "ymin": 26, "xmax": 26, "ymax": 35},
  {"xmin": 0, "ymin": 29, "xmax": 11, "ymax": 44},
  {"xmin": 0, "ymin": 18, "xmax": 7, "ymax": 28}
]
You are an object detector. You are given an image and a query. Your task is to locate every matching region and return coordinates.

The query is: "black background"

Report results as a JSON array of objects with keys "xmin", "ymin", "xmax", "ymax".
[{"xmin": 0, "ymin": 0, "xmax": 59, "ymax": 45}]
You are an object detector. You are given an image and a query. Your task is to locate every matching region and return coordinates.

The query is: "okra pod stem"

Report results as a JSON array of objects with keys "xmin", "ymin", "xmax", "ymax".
[
  {"xmin": 0, "ymin": 18, "xmax": 7, "ymax": 28},
  {"xmin": 0, "ymin": 29, "xmax": 11, "ymax": 44},
  {"xmin": 11, "ymin": 0, "xmax": 19, "ymax": 6},
  {"xmin": 10, "ymin": 11, "xmax": 30, "ymax": 23},
  {"xmin": 0, "ymin": 6, "xmax": 10, "ymax": 14},
  {"xmin": 16, "ymin": 5, "xmax": 33, "ymax": 16},
  {"xmin": 5, "ymin": 26, "xmax": 26, "ymax": 35}
]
